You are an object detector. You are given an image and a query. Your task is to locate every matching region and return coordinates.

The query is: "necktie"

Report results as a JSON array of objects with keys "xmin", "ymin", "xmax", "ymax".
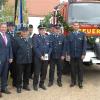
[
  {"xmin": 2, "ymin": 34, "xmax": 7, "ymax": 45},
  {"xmin": 10, "ymin": 32, "xmax": 14, "ymax": 37},
  {"xmin": 23, "ymin": 38, "xmax": 28, "ymax": 42},
  {"xmin": 73, "ymin": 31, "xmax": 78, "ymax": 35}
]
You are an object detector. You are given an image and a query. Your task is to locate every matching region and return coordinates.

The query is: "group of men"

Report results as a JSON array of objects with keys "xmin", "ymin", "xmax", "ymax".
[{"xmin": 0, "ymin": 22, "xmax": 87, "ymax": 97}]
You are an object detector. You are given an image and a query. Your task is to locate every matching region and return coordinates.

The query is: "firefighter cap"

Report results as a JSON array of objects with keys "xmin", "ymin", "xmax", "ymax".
[
  {"xmin": 38, "ymin": 24, "xmax": 46, "ymax": 29},
  {"xmin": 53, "ymin": 24, "xmax": 61, "ymax": 29},
  {"xmin": 20, "ymin": 27, "xmax": 28, "ymax": 32}
]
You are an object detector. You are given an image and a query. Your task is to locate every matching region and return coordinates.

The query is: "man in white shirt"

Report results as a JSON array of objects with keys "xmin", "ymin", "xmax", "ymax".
[{"xmin": 0, "ymin": 23, "xmax": 13, "ymax": 96}]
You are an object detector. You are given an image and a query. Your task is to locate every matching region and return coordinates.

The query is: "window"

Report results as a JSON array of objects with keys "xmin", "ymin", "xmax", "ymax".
[{"xmin": 68, "ymin": 3, "xmax": 100, "ymax": 24}]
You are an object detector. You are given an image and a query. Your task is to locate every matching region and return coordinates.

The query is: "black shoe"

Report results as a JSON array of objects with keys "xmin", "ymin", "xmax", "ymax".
[
  {"xmin": 48, "ymin": 82, "xmax": 53, "ymax": 87},
  {"xmin": 39, "ymin": 84, "xmax": 46, "ymax": 90},
  {"xmin": 70, "ymin": 82, "xmax": 76, "ymax": 87},
  {"xmin": 78, "ymin": 83, "xmax": 83, "ymax": 89},
  {"xmin": 23, "ymin": 86, "xmax": 31, "ymax": 91},
  {"xmin": 17, "ymin": 88, "xmax": 21, "ymax": 93},
  {"xmin": 57, "ymin": 81, "xmax": 62, "ymax": 87},
  {"xmin": 33, "ymin": 85, "xmax": 38, "ymax": 91},
  {"xmin": 1, "ymin": 88, "xmax": 11, "ymax": 94}
]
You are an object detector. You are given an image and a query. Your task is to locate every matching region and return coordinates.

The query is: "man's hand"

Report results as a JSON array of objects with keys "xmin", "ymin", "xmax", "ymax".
[
  {"xmin": 9, "ymin": 59, "xmax": 13, "ymax": 63},
  {"xmin": 66, "ymin": 55, "xmax": 70, "ymax": 61},
  {"xmin": 41, "ymin": 56, "xmax": 44, "ymax": 60},
  {"xmin": 61, "ymin": 56, "xmax": 65, "ymax": 60},
  {"xmin": 81, "ymin": 55, "xmax": 85, "ymax": 60}
]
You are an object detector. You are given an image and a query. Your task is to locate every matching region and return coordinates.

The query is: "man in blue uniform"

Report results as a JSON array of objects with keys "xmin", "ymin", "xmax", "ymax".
[
  {"xmin": 7, "ymin": 22, "xmax": 17, "ymax": 87},
  {"xmin": 28, "ymin": 24, "xmax": 34, "ymax": 79},
  {"xmin": 14, "ymin": 27, "xmax": 33, "ymax": 93},
  {"xmin": 0, "ymin": 23, "xmax": 13, "ymax": 96},
  {"xmin": 33, "ymin": 25, "xmax": 52, "ymax": 91},
  {"xmin": 48, "ymin": 24, "xmax": 66, "ymax": 87},
  {"xmin": 67, "ymin": 22, "xmax": 87, "ymax": 88}
]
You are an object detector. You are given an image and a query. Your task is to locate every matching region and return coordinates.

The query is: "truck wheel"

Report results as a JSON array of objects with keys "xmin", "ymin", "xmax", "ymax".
[{"xmin": 83, "ymin": 62, "xmax": 93, "ymax": 66}]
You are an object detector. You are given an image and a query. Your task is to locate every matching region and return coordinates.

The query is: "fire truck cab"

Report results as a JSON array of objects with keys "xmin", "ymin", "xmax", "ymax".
[{"xmin": 57, "ymin": 1, "xmax": 100, "ymax": 64}]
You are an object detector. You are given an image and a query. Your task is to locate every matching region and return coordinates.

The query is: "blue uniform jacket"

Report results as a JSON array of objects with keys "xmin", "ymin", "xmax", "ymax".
[
  {"xmin": 50, "ymin": 33, "xmax": 66, "ymax": 59},
  {"xmin": 67, "ymin": 31, "xmax": 87, "ymax": 58},
  {"xmin": 14, "ymin": 36, "xmax": 33, "ymax": 64},
  {"xmin": 33, "ymin": 34, "xmax": 52, "ymax": 59},
  {"xmin": 7, "ymin": 31, "xmax": 17, "ymax": 58}
]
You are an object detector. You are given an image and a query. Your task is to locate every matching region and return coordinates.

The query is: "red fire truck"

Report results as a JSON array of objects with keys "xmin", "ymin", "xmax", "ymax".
[{"xmin": 52, "ymin": 0, "xmax": 100, "ymax": 64}]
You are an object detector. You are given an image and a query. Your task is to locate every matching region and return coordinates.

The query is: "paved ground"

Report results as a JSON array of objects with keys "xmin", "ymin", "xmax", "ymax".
[{"xmin": 1, "ymin": 64, "xmax": 100, "ymax": 100}]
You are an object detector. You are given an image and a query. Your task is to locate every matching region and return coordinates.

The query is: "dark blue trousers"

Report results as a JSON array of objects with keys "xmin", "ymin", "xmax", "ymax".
[
  {"xmin": 0, "ymin": 60, "xmax": 9, "ymax": 90},
  {"xmin": 49, "ymin": 58, "xmax": 63, "ymax": 83},
  {"xmin": 33, "ymin": 56, "xmax": 48, "ymax": 86},
  {"xmin": 70, "ymin": 58, "xmax": 83, "ymax": 84}
]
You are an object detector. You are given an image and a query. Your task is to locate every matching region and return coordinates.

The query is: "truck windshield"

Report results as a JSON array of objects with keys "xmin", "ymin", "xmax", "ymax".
[{"xmin": 68, "ymin": 3, "xmax": 100, "ymax": 24}]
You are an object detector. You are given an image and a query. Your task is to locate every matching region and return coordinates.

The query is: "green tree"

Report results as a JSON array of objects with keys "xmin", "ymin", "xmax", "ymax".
[
  {"xmin": 0, "ymin": 0, "xmax": 7, "ymax": 7},
  {"xmin": 41, "ymin": 13, "xmax": 52, "ymax": 29},
  {"xmin": 42, "ymin": 12, "xmax": 73, "ymax": 32},
  {"xmin": 0, "ymin": 2, "xmax": 14, "ymax": 22}
]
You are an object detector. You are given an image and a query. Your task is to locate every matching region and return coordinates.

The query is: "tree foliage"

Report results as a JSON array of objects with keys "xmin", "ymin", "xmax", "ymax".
[
  {"xmin": 40, "ymin": 13, "xmax": 52, "ymax": 28},
  {"xmin": 56, "ymin": 12, "xmax": 73, "ymax": 32},
  {"xmin": 0, "ymin": 0, "xmax": 7, "ymax": 7},
  {"xmin": 0, "ymin": 2, "xmax": 14, "ymax": 22},
  {"xmin": 42, "ymin": 11, "xmax": 73, "ymax": 32}
]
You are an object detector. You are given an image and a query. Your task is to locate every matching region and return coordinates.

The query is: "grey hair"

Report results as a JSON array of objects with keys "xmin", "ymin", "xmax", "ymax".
[{"xmin": 0, "ymin": 22, "xmax": 7, "ymax": 27}]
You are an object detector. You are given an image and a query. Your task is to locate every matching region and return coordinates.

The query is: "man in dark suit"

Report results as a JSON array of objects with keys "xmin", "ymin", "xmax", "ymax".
[
  {"xmin": 14, "ymin": 27, "xmax": 33, "ymax": 93},
  {"xmin": 67, "ymin": 22, "xmax": 87, "ymax": 89},
  {"xmin": 0, "ymin": 23, "xmax": 13, "ymax": 97}
]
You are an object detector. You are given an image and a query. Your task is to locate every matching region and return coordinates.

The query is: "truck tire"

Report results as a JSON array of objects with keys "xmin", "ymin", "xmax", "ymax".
[{"xmin": 83, "ymin": 62, "xmax": 92, "ymax": 66}]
